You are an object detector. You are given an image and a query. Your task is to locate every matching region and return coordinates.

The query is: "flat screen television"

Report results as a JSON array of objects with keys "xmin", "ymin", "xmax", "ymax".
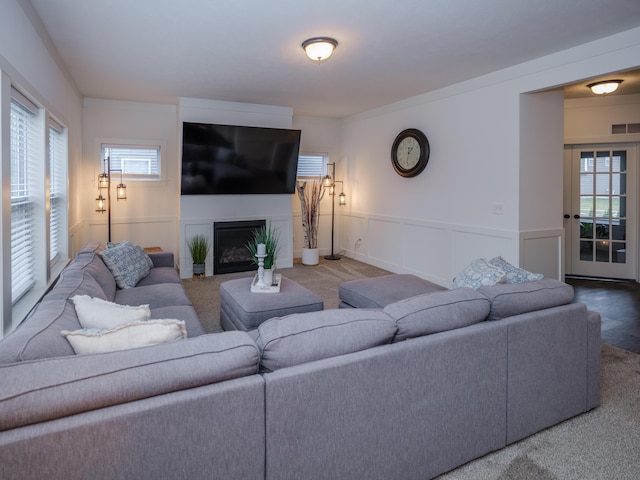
[{"xmin": 181, "ymin": 122, "xmax": 301, "ymax": 195}]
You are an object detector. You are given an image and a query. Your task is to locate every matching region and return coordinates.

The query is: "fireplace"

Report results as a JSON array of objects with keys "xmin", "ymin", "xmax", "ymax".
[{"xmin": 214, "ymin": 220, "xmax": 265, "ymax": 274}]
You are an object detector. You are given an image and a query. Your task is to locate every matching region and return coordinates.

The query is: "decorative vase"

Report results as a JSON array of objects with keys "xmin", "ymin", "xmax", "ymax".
[
  {"xmin": 302, "ymin": 247, "xmax": 319, "ymax": 266},
  {"xmin": 193, "ymin": 263, "xmax": 205, "ymax": 276},
  {"xmin": 263, "ymin": 268, "xmax": 274, "ymax": 285}
]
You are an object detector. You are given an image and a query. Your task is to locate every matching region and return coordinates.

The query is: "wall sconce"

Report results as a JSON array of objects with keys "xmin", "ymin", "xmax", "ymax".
[
  {"xmin": 324, "ymin": 162, "xmax": 346, "ymax": 260},
  {"xmin": 95, "ymin": 153, "xmax": 127, "ymax": 242},
  {"xmin": 302, "ymin": 37, "xmax": 338, "ymax": 62},
  {"xmin": 587, "ymin": 79, "xmax": 623, "ymax": 95}
]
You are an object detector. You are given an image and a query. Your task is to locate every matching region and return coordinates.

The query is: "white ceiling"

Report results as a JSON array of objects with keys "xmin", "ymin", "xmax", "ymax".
[{"xmin": 28, "ymin": 0, "xmax": 640, "ymax": 118}]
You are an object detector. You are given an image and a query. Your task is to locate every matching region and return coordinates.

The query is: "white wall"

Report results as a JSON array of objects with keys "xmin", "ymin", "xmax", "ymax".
[
  {"xmin": 565, "ymin": 94, "xmax": 640, "ymax": 144},
  {"xmin": 339, "ymin": 26, "xmax": 640, "ymax": 285},
  {"xmin": 179, "ymin": 98, "xmax": 295, "ymax": 278},
  {"xmin": 0, "ymin": 0, "xmax": 83, "ymax": 333},
  {"xmin": 81, "ymin": 99, "xmax": 180, "ymax": 254},
  {"xmin": 291, "ymin": 115, "xmax": 342, "ymax": 258}
]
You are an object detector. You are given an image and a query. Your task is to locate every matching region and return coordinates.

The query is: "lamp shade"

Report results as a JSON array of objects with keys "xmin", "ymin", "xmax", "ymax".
[
  {"xmin": 302, "ymin": 37, "xmax": 338, "ymax": 62},
  {"xmin": 96, "ymin": 193, "xmax": 106, "ymax": 213},
  {"xmin": 587, "ymin": 80, "xmax": 623, "ymax": 95}
]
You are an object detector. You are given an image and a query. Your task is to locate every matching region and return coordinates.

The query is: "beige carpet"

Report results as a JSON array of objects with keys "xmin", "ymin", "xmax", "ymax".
[
  {"xmin": 182, "ymin": 259, "xmax": 640, "ymax": 480},
  {"xmin": 181, "ymin": 256, "xmax": 392, "ymax": 333}
]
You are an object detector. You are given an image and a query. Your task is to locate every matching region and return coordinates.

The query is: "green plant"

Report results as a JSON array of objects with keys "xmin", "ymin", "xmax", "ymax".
[
  {"xmin": 187, "ymin": 234, "xmax": 210, "ymax": 264},
  {"xmin": 246, "ymin": 223, "xmax": 279, "ymax": 269}
]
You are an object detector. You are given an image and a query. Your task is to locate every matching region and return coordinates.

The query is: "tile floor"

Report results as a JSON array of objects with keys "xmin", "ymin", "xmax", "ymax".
[{"xmin": 566, "ymin": 276, "xmax": 640, "ymax": 354}]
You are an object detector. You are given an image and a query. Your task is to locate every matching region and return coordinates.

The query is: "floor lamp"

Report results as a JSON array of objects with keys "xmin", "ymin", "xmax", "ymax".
[
  {"xmin": 95, "ymin": 154, "xmax": 127, "ymax": 243},
  {"xmin": 323, "ymin": 162, "xmax": 346, "ymax": 260}
]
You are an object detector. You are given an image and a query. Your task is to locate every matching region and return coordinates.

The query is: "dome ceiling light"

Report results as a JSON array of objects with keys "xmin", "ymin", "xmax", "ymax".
[
  {"xmin": 302, "ymin": 37, "xmax": 338, "ymax": 62},
  {"xmin": 587, "ymin": 79, "xmax": 623, "ymax": 95}
]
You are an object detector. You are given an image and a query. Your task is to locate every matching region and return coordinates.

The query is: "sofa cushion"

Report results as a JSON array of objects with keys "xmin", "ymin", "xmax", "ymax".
[
  {"xmin": 43, "ymin": 268, "xmax": 110, "ymax": 303},
  {"xmin": 0, "ymin": 300, "xmax": 80, "ymax": 363},
  {"xmin": 0, "ymin": 331, "xmax": 259, "ymax": 431},
  {"xmin": 62, "ymin": 319, "xmax": 187, "ymax": 355},
  {"xmin": 256, "ymin": 309, "xmax": 397, "ymax": 372},
  {"xmin": 477, "ymin": 278, "xmax": 575, "ymax": 321},
  {"xmin": 384, "ymin": 288, "xmax": 490, "ymax": 342},
  {"xmin": 339, "ymin": 274, "xmax": 445, "ymax": 308},
  {"xmin": 100, "ymin": 241, "xmax": 153, "ymax": 289},
  {"xmin": 151, "ymin": 305, "xmax": 206, "ymax": 337},
  {"xmin": 71, "ymin": 294, "xmax": 151, "ymax": 329},
  {"xmin": 451, "ymin": 258, "xmax": 506, "ymax": 289},
  {"xmin": 115, "ymin": 283, "xmax": 193, "ymax": 309},
  {"xmin": 488, "ymin": 256, "xmax": 543, "ymax": 284}
]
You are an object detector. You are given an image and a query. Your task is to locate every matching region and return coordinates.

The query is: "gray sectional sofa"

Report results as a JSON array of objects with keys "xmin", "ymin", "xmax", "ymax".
[{"xmin": 0, "ymin": 244, "xmax": 601, "ymax": 480}]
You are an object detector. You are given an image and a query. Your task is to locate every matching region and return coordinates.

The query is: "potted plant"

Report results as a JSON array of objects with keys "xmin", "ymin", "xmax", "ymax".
[
  {"xmin": 187, "ymin": 234, "xmax": 210, "ymax": 277},
  {"xmin": 296, "ymin": 178, "xmax": 325, "ymax": 265},
  {"xmin": 246, "ymin": 223, "xmax": 280, "ymax": 283}
]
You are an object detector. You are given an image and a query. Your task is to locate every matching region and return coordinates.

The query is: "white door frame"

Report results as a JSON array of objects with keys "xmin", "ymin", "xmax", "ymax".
[{"xmin": 564, "ymin": 143, "xmax": 639, "ymax": 280}]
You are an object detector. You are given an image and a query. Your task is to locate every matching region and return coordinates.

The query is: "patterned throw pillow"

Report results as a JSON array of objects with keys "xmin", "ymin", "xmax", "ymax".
[
  {"xmin": 100, "ymin": 241, "xmax": 153, "ymax": 289},
  {"xmin": 451, "ymin": 258, "xmax": 506, "ymax": 290},
  {"xmin": 488, "ymin": 256, "xmax": 543, "ymax": 284}
]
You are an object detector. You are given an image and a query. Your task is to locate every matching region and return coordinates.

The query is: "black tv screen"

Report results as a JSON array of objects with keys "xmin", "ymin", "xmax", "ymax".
[{"xmin": 181, "ymin": 122, "xmax": 301, "ymax": 195}]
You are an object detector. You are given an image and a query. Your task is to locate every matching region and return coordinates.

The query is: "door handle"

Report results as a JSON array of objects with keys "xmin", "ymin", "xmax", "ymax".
[
  {"xmin": 564, "ymin": 214, "xmax": 570, "ymax": 219},
  {"xmin": 574, "ymin": 214, "xmax": 580, "ymax": 219}
]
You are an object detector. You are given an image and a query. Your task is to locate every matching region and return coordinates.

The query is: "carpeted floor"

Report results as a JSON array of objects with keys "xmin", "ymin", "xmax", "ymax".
[
  {"xmin": 181, "ymin": 256, "xmax": 392, "ymax": 333},
  {"xmin": 182, "ymin": 258, "xmax": 640, "ymax": 480}
]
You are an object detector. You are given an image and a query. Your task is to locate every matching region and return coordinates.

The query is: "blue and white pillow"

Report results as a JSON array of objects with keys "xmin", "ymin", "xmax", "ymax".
[
  {"xmin": 488, "ymin": 256, "xmax": 543, "ymax": 284},
  {"xmin": 100, "ymin": 241, "xmax": 153, "ymax": 289},
  {"xmin": 451, "ymin": 258, "xmax": 506, "ymax": 290}
]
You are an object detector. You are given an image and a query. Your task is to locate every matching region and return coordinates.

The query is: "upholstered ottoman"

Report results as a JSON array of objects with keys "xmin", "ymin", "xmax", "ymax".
[
  {"xmin": 339, "ymin": 274, "xmax": 446, "ymax": 308},
  {"xmin": 220, "ymin": 276, "xmax": 324, "ymax": 331}
]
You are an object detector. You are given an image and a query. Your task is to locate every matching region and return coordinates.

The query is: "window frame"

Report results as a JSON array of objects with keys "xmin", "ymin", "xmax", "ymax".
[
  {"xmin": 297, "ymin": 152, "xmax": 328, "ymax": 179},
  {"xmin": 98, "ymin": 140, "xmax": 165, "ymax": 183}
]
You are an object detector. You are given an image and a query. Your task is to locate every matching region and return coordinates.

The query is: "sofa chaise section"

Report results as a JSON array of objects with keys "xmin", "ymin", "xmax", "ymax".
[{"xmin": 262, "ymin": 321, "xmax": 509, "ymax": 480}]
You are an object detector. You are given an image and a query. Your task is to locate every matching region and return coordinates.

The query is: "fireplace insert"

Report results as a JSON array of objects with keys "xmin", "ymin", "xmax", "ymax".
[{"xmin": 214, "ymin": 220, "xmax": 266, "ymax": 274}]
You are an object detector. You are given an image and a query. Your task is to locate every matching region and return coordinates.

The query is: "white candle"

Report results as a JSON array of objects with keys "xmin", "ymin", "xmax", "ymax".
[{"xmin": 257, "ymin": 243, "xmax": 266, "ymax": 255}]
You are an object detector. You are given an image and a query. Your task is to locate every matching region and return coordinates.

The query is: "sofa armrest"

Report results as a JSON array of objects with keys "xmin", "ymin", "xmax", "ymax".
[
  {"xmin": 0, "ymin": 331, "xmax": 259, "ymax": 431},
  {"xmin": 148, "ymin": 251, "xmax": 174, "ymax": 268}
]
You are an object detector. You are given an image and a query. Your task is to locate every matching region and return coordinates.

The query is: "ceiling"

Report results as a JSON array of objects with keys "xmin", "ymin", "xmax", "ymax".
[{"xmin": 28, "ymin": 0, "xmax": 640, "ymax": 118}]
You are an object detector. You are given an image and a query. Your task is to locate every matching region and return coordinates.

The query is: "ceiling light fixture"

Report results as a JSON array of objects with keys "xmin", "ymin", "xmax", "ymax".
[
  {"xmin": 302, "ymin": 37, "xmax": 338, "ymax": 62},
  {"xmin": 587, "ymin": 79, "xmax": 623, "ymax": 95}
]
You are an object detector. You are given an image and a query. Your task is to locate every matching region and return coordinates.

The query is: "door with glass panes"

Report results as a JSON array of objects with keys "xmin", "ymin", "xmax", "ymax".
[{"xmin": 568, "ymin": 145, "xmax": 636, "ymax": 279}]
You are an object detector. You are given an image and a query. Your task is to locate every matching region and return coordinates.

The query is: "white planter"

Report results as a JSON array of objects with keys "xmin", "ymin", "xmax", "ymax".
[
  {"xmin": 302, "ymin": 248, "xmax": 319, "ymax": 266},
  {"xmin": 263, "ymin": 268, "xmax": 274, "ymax": 285}
]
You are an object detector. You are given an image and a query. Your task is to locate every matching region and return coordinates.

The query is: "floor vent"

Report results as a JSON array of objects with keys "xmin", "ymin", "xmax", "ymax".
[{"xmin": 612, "ymin": 123, "xmax": 640, "ymax": 134}]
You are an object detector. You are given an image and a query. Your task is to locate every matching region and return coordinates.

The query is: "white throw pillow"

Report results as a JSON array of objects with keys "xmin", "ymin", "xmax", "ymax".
[
  {"xmin": 61, "ymin": 319, "xmax": 187, "ymax": 355},
  {"xmin": 71, "ymin": 294, "xmax": 151, "ymax": 329}
]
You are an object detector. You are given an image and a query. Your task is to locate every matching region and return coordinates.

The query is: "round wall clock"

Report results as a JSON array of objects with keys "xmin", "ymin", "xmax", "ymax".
[{"xmin": 391, "ymin": 128, "xmax": 430, "ymax": 177}]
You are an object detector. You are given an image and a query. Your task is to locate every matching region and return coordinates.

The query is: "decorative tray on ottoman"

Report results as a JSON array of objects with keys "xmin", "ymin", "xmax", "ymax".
[{"xmin": 251, "ymin": 273, "xmax": 282, "ymax": 293}]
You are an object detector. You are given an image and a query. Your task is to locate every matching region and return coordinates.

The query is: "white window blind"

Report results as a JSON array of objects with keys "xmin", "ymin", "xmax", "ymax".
[
  {"xmin": 102, "ymin": 145, "xmax": 161, "ymax": 180},
  {"xmin": 10, "ymin": 95, "xmax": 38, "ymax": 302},
  {"xmin": 49, "ymin": 121, "xmax": 66, "ymax": 265},
  {"xmin": 297, "ymin": 154, "xmax": 327, "ymax": 178}
]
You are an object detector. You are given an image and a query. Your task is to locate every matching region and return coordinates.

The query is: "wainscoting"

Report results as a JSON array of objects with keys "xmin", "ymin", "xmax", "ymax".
[{"xmin": 339, "ymin": 211, "xmax": 563, "ymax": 286}]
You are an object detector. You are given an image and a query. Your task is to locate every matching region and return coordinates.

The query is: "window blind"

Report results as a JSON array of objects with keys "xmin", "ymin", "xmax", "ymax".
[
  {"xmin": 49, "ymin": 122, "xmax": 66, "ymax": 265},
  {"xmin": 297, "ymin": 154, "xmax": 326, "ymax": 177},
  {"xmin": 10, "ymin": 97, "xmax": 38, "ymax": 302},
  {"xmin": 103, "ymin": 145, "xmax": 161, "ymax": 180}
]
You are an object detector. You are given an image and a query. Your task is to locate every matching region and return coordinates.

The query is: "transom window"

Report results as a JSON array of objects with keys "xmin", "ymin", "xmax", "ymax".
[
  {"xmin": 297, "ymin": 153, "xmax": 327, "ymax": 178},
  {"xmin": 101, "ymin": 145, "xmax": 161, "ymax": 181}
]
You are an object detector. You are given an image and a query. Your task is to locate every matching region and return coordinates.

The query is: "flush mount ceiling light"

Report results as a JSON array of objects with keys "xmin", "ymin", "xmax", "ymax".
[
  {"xmin": 302, "ymin": 37, "xmax": 338, "ymax": 62},
  {"xmin": 587, "ymin": 79, "xmax": 623, "ymax": 95}
]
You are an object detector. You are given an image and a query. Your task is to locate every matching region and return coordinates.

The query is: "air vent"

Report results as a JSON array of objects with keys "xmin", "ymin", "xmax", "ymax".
[{"xmin": 612, "ymin": 123, "xmax": 640, "ymax": 134}]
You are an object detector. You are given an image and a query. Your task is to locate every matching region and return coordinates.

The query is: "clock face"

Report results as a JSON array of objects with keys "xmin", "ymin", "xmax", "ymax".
[
  {"xmin": 396, "ymin": 137, "xmax": 421, "ymax": 170},
  {"xmin": 391, "ymin": 129, "xmax": 430, "ymax": 177}
]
